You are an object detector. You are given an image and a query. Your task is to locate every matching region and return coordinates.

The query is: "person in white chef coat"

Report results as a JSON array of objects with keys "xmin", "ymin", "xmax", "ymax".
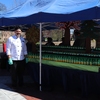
[{"xmin": 6, "ymin": 27, "xmax": 27, "ymax": 87}]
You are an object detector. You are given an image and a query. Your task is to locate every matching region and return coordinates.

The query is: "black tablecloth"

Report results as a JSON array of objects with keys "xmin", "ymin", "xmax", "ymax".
[{"xmin": 27, "ymin": 62, "xmax": 100, "ymax": 96}]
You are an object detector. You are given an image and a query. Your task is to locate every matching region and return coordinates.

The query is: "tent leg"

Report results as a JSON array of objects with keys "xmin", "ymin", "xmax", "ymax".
[{"xmin": 39, "ymin": 23, "xmax": 42, "ymax": 91}]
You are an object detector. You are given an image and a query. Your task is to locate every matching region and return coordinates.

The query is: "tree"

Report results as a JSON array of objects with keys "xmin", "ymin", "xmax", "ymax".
[
  {"xmin": 55, "ymin": 21, "xmax": 80, "ymax": 46},
  {"xmin": 80, "ymin": 20, "xmax": 99, "ymax": 53},
  {"xmin": 0, "ymin": 3, "xmax": 6, "ymax": 12},
  {"xmin": 80, "ymin": 20, "xmax": 99, "ymax": 38},
  {"xmin": 13, "ymin": 0, "xmax": 26, "ymax": 8},
  {"xmin": 26, "ymin": 25, "xmax": 39, "ymax": 53}
]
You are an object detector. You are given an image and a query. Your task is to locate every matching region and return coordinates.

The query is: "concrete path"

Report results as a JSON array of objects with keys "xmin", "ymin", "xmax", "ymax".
[{"xmin": 0, "ymin": 74, "xmax": 35, "ymax": 100}]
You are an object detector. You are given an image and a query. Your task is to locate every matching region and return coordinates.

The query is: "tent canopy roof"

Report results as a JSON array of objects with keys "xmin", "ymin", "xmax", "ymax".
[{"xmin": 0, "ymin": 0, "xmax": 100, "ymax": 26}]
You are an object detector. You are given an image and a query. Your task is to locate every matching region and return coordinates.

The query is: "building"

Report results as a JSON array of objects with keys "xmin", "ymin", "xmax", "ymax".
[{"xmin": 0, "ymin": 31, "xmax": 25, "ymax": 43}]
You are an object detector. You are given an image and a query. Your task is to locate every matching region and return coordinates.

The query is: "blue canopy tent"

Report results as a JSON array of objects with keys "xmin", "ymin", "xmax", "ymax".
[
  {"xmin": 1, "ymin": 0, "xmax": 100, "ymax": 91},
  {"xmin": 0, "ymin": 0, "xmax": 100, "ymax": 26},
  {"xmin": 0, "ymin": 8, "xmax": 97, "ymax": 26}
]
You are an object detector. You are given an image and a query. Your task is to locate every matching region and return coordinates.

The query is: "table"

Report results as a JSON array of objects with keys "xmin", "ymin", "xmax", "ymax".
[{"xmin": 27, "ymin": 59, "xmax": 100, "ymax": 97}]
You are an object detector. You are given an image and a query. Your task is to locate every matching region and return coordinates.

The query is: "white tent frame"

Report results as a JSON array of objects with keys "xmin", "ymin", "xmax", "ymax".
[{"xmin": 39, "ymin": 23, "xmax": 42, "ymax": 91}]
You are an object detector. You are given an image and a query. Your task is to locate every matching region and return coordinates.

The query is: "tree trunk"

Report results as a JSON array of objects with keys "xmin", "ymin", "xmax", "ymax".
[
  {"xmin": 86, "ymin": 38, "xmax": 91, "ymax": 53},
  {"xmin": 96, "ymin": 38, "xmax": 100, "ymax": 48},
  {"xmin": 64, "ymin": 28, "xmax": 70, "ymax": 46}
]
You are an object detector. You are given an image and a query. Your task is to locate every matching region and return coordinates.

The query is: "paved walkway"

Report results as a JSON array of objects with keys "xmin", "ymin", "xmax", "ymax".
[
  {"xmin": 0, "ymin": 70, "xmax": 40, "ymax": 100},
  {"xmin": 0, "ymin": 83, "xmax": 26, "ymax": 100}
]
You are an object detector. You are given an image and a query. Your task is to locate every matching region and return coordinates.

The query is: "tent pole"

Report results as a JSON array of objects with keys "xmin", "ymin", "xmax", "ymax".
[{"xmin": 39, "ymin": 23, "xmax": 42, "ymax": 91}]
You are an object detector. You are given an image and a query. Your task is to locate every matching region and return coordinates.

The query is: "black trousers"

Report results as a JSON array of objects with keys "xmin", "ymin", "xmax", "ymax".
[{"xmin": 10, "ymin": 59, "xmax": 26, "ymax": 86}]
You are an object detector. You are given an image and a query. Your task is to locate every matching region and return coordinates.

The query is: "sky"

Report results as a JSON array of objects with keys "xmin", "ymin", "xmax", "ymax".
[{"xmin": 0, "ymin": 0, "xmax": 27, "ymax": 11}]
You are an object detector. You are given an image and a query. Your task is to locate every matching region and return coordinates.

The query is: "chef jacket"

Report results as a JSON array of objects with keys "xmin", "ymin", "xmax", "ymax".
[{"xmin": 6, "ymin": 35, "xmax": 27, "ymax": 60}]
